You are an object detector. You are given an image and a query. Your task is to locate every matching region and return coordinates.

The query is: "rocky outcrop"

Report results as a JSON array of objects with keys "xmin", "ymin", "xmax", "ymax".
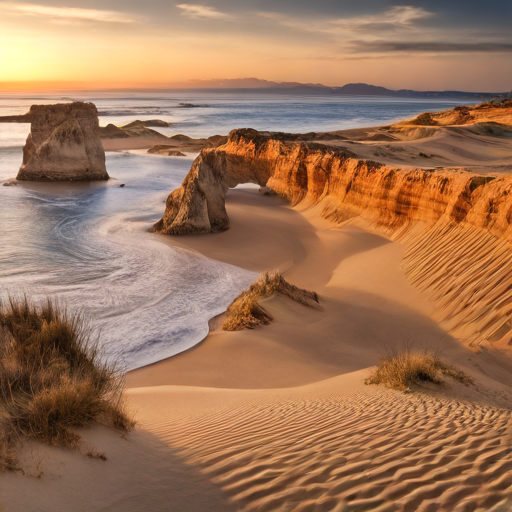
[
  {"xmin": 153, "ymin": 109, "xmax": 512, "ymax": 345},
  {"xmin": 17, "ymin": 102, "xmax": 109, "ymax": 181},
  {"xmin": 152, "ymin": 130, "xmax": 278, "ymax": 234},
  {"xmin": 147, "ymin": 146, "xmax": 186, "ymax": 156},
  {"xmin": 147, "ymin": 135, "xmax": 229, "ymax": 156},
  {"xmin": 153, "ymin": 128, "xmax": 512, "ymax": 239},
  {"xmin": 121, "ymin": 119, "xmax": 169, "ymax": 128},
  {"xmin": 0, "ymin": 114, "xmax": 32, "ymax": 123},
  {"xmin": 98, "ymin": 123, "xmax": 169, "ymax": 140}
]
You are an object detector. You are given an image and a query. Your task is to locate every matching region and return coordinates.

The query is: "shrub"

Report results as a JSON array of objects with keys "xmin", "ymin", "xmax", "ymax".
[
  {"xmin": 365, "ymin": 347, "xmax": 473, "ymax": 392},
  {"xmin": 222, "ymin": 270, "xmax": 319, "ymax": 331},
  {"xmin": 411, "ymin": 112, "xmax": 438, "ymax": 126},
  {"xmin": 0, "ymin": 297, "xmax": 133, "ymax": 470}
]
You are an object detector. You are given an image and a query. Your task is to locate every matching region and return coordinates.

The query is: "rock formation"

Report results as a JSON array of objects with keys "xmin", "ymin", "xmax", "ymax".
[
  {"xmin": 121, "ymin": 119, "xmax": 169, "ymax": 128},
  {"xmin": 17, "ymin": 102, "xmax": 109, "ymax": 181},
  {"xmin": 153, "ymin": 127, "xmax": 512, "ymax": 237},
  {"xmin": 98, "ymin": 123, "xmax": 169, "ymax": 140},
  {"xmin": 146, "ymin": 135, "xmax": 228, "ymax": 155},
  {"xmin": 153, "ymin": 102, "xmax": 512, "ymax": 346}
]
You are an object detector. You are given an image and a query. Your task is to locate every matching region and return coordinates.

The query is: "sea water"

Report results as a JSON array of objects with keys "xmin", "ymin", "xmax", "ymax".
[{"xmin": 0, "ymin": 92, "xmax": 474, "ymax": 369}]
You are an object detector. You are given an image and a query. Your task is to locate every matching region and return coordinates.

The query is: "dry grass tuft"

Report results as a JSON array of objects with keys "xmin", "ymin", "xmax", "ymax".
[
  {"xmin": 0, "ymin": 297, "xmax": 134, "ymax": 471},
  {"xmin": 365, "ymin": 347, "xmax": 473, "ymax": 392},
  {"xmin": 222, "ymin": 270, "xmax": 319, "ymax": 331}
]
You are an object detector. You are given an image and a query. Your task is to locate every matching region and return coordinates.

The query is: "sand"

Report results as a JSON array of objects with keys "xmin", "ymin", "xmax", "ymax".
[
  {"xmin": 102, "ymin": 136, "xmax": 171, "ymax": 151},
  {"xmin": 3, "ymin": 114, "xmax": 512, "ymax": 511},
  {"xmin": 3, "ymin": 186, "xmax": 512, "ymax": 512}
]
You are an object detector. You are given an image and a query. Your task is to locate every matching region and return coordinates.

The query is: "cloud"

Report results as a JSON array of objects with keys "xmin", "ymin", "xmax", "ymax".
[
  {"xmin": 1, "ymin": 3, "xmax": 136, "ymax": 23},
  {"xmin": 332, "ymin": 6, "xmax": 433, "ymax": 31},
  {"xmin": 350, "ymin": 41, "xmax": 512, "ymax": 53},
  {"xmin": 258, "ymin": 5, "xmax": 433, "ymax": 35},
  {"xmin": 176, "ymin": 4, "xmax": 232, "ymax": 20},
  {"xmin": 256, "ymin": 6, "xmax": 512, "ymax": 57}
]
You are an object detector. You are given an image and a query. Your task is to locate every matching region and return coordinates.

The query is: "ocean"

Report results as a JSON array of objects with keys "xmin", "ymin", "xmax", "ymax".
[{"xmin": 0, "ymin": 91, "xmax": 474, "ymax": 369}]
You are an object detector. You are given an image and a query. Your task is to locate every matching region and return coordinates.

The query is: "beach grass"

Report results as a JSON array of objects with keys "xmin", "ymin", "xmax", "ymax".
[
  {"xmin": 0, "ymin": 297, "xmax": 133, "ymax": 470},
  {"xmin": 365, "ymin": 347, "xmax": 473, "ymax": 392},
  {"xmin": 222, "ymin": 270, "xmax": 319, "ymax": 331}
]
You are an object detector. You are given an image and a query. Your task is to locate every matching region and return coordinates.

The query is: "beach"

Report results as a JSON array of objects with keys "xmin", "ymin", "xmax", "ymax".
[
  {"xmin": 1, "ymin": 97, "xmax": 512, "ymax": 512},
  {"xmin": 3, "ymin": 184, "xmax": 512, "ymax": 511},
  {"xmin": 2, "ymin": 0, "xmax": 511, "ymax": 505}
]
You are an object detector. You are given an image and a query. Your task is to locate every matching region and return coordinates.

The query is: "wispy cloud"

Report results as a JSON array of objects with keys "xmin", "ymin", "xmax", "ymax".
[
  {"xmin": 256, "ymin": 6, "xmax": 512, "ymax": 57},
  {"xmin": 351, "ymin": 41, "xmax": 512, "ymax": 53},
  {"xmin": 176, "ymin": 4, "xmax": 232, "ymax": 20},
  {"xmin": 1, "ymin": 3, "xmax": 136, "ymax": 23},
  {"xmin": 258, "ymin": 5, "xmax": 433, "ymax": 35}
]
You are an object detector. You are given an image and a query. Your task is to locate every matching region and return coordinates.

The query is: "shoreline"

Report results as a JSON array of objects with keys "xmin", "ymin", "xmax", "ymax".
[{"xmin": 127, "ymin": 186, "xmax": 512, "ymax": 394}]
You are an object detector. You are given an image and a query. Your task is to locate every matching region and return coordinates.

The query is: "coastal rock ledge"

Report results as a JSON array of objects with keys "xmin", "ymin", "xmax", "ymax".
[
  {"xmin": 16, "ymin": 102, "xmax": 109, "ymax": 181},
  {"xmin": 153, "ymin": 109, "xmax": 512, "ymax": 346}
]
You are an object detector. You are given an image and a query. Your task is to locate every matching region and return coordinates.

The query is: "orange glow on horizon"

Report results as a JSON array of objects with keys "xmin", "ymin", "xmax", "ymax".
[{"xmin": 1, "ymin": 3, "xmax": 511, "ymax": 93}]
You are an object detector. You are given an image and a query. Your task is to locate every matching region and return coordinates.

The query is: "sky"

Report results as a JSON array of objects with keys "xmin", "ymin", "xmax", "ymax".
[{"xmin": 0, "ymin": 0, "xmax": 511, "ymax": 91}]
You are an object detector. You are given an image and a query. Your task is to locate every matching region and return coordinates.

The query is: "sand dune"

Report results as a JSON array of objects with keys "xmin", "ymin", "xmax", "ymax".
[{"xmin": 124, "ymin": 188, "xmax": 512, "ymax": 511}]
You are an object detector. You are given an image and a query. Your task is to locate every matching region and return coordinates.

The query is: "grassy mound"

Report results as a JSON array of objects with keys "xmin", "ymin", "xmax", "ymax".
[
  {"xmin": 0, "ymin": 298, "xmax": 133, "ymax": 470},
  {"xmin": 222, "ymin": 270, "xmax": 319, "ymax": 331},
  {"xmin": 365, "ymin": 348, "xmax": 473, "ymax": 392}
]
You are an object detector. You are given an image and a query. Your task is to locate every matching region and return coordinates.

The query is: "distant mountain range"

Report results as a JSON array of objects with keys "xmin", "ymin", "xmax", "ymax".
[{"xmin": 162, "ymin": 78, "xmax": 511, "ymax": 100}]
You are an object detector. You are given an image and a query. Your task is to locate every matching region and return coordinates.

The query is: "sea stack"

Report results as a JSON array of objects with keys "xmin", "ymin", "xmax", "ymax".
[{"xmin": 16, "ymin": 102, "xmax": 109, "ymax": 181}]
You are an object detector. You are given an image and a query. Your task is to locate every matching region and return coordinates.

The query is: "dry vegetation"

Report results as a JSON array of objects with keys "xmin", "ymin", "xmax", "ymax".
[
  {"xmin": 365, "ymin": 347, "xmax": 473, "ymax": 392},
  {"xmin": 0, "ymin": 297, "xmax": 133, "ymax": 471},
  {"xmin": 222, "ymin": 270, "xmax": 319, "ymax": 331},
  {"xmin": 411, "ymin": 112, "xmax": 438, "ymax": 126}
]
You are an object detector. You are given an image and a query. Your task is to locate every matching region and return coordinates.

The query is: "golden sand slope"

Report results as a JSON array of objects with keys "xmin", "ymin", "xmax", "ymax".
[
  {"xmin": 399, "ymin": 220, "xmax": 512, "ymax": 346},
  {"xmin": 129, "ymin": 372, "xmax": 512, "ymax": 512}
]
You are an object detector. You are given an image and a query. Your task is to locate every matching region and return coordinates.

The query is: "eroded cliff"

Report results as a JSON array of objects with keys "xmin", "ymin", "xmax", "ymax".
[
  {"xmin": 153, "ymin": 104, "xmax": 512, "ymax": 345},
  {"xmin": 17, "ymin": 102, "xmax": 109, "ymax": 181}
]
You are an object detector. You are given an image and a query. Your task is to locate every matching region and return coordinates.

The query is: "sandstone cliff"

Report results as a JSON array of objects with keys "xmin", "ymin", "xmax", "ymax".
[
  {"xmin": 17, "ymin": 102, "xmax": 109, "ymax": 181},
  {"xmin": 153, "ymin": 103, "xmax": 512, "ymax": 345},
  {"xmin": 152, "ymin": 127, "xmax": 512, "ymax": 238}
]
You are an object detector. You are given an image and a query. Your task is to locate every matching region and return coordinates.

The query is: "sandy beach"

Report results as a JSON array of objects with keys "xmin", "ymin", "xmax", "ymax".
[
  {"xmin": 3, "ymin": 181, "xmax": 512, "ymax": 511},
  {"xmin": 2, "ymin": 99, "xmax": 512, "ymax": 512}
]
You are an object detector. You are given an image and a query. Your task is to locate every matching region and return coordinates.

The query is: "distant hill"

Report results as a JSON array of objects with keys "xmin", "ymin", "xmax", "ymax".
[
  {"xmin": 331, "ymin": 83, "xmax": 511, "ymax": 100},
  {"xmin": 169, "ymin": 78, "xmax": 330, "ymax": 90},
  {"xmin": 163, "ymin": 78, "xmax": 510, "ymax": 100}
]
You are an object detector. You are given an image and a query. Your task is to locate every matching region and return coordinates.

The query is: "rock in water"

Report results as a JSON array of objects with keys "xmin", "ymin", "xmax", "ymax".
[{"xmin": 16, "ymin": 102, "xmax": 109, "ymax": 181}]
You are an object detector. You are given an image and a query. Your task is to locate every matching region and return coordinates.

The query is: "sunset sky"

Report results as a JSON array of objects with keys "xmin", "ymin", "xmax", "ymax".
[{"xmin": 1, "ymin": 0, "xmax": 511, "ymax": 91}]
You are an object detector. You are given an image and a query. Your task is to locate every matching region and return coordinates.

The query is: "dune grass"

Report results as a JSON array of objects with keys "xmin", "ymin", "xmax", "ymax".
[
  {"xmin": 222, "ymin": 270, "xmax": 319, "ymax": 331},
  {"xmin": 0, "ymin": 297, "xmax": 133, "ymax": 471},
  {"xmin": 365, "ymin": 347, "xmax": 473, "ymax": 392}
]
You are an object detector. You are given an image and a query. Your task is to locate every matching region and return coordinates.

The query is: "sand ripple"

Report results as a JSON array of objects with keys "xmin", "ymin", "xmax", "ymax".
[{"xmin": 131, "ymin": 376, "xmax": 512, "ymax": 511}]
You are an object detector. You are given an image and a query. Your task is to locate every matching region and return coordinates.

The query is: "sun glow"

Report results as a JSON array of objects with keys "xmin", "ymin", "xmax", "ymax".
[{"xmin": 0, "ymin": 3, "xmax": 511, "ymax": 91}]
